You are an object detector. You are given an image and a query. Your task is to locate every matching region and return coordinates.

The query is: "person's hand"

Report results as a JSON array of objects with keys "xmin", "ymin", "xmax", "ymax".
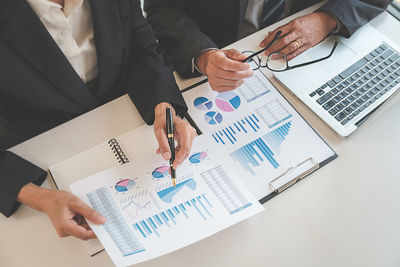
[
  {"xmin": 259, "ymin": 12, "xmax": 338, "ymax": 61},
  {"xmin": 153, "ymin": 102, "xmax": 197, "ymax": 170},
  {"xmin": 195, "ymin": 49, "xmax": 254, "ymax": 92},
  {"xmin": 17, "ymin": 183, "xmax": 106, "ymax": 240}
]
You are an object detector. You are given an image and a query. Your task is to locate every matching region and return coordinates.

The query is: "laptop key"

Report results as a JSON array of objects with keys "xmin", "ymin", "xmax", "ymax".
[
  {"xmin": 380, "ymin": 44, "xmax": 388, "ymax": 50},
  {"xmin": 309, "ymin": 91, "xmax": 316, "ymax": 97},
  {"xmin": 317, "ymin": 88, "xmax": 324, "ymax": 95},
  {"xmin": 329, "ymin": 88, "xmax": 339, "ymax": 96},
  {"xmin": 329, "ymin": 108, "xmax": 338, "ymax": 116},
  {"xmin": 341, "ymin": 119, "xmax": 349, "ymax": 125},
  {"xmin": 359, "ymin": 106, "xmax": 366, "ymax": 112},
  {"xmin": 333, "ymin": 76, "xmax": 343, "ymax": 84},
  {"xmin": 317, "ymin": 93, "xmax": 332, "ymax": 104},
  {"xmin": 347, "ymin": 115, "xmax": 354, "ymax": 121},
  {"xmin": 335, "ymin": 112, "xmax": 346, "ymax": 121},
  {"xmin": 381, "ymin": 49, "xmax": 393, "ymax": 58},
  {"xmin": 389, "ymin": 54, "xmax": 400, "ymax": 62},
  {"xmin": 339, "ymin": 58, "xmax": 368, "ymax": 79},
  {"xmin": 323, "ymin": 100, "xmax": 335, "ymax": 110},
  {"xmin": 321, "ymin": 84, "xmax": 328, "ymax": 89},
  {"xmin": 333, "ymin": 96, "xmax": 341, "ymax": 102},
  {"xmin": 364, "ymin": 54, "xmax": 374, "ymax": 61},
  {"xmin": 353, "ymin": 110, "xmax": 360, "ymax": 117},
  {"xmin": 327, "ymin": 80, "xmax": 336, "ymax": 87}
]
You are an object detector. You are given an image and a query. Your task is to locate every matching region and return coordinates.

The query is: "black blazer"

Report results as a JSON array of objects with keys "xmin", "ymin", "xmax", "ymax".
[
  {"xmin": 0, "ymin": 0, "xmax": 187, "ymax": 217},
  {"xmin": 144, "ymin": 0, "xmax": 392, "ymax": 78}
]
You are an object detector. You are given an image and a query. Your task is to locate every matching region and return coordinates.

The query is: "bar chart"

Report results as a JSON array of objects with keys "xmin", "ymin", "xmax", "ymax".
[
  {"xmin": 264, "ymin": 122, "xmax": 292, "ymax": 154},
  {"xmin": 200, "ymin": 165, "xmax": 252, "ymax": 215},
  {"xmin": 256, "ymin": 100, "xmax": 292, "ymax": 128},
  {"xmin": 237, "ymin": 74, "xmax": 270, "ymax": 102},
  {"xmin": 87, "ymin": 187, "xmax": 145, "ymax": 257},
  {"xmin": 230, "ymin": 137, "xmax": 279, "ymax": 175},
  {"xmin": 133, "ymin": 194, "xmax": 213, "ymax": 238},
  {"xmin": 211, "ymin": 113, "xmax": 261, "ymax": 145}
]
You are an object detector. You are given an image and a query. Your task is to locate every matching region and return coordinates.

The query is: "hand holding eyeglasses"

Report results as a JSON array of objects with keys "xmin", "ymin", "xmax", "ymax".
[
  {"xmin": 194, "ymin": 49, "xmax": 254, "ymax": 92},
  {"xmin": 259, "ymin": 12, "xmax": 338, "ymax": 61}
]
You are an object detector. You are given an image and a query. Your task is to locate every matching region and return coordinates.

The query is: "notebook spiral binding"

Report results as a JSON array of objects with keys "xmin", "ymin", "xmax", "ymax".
[{"xmin": 108, "ymin": 138, "xmax": 129, "ymax": 164}]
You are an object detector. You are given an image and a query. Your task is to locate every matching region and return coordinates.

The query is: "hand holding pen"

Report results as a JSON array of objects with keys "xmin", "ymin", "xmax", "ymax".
[{"xmin": 153, "ymin": 103, "xmax": 197, "ymax": 187}]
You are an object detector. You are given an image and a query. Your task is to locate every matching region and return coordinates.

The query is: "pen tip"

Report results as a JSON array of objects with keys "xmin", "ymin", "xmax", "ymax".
[{"xmin": 172, "ymin": 178, "xmax": 176, "ymax": 188}]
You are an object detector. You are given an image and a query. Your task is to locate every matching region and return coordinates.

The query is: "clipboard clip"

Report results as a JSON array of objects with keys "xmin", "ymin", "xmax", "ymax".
[{"xmin": 269, "ymin": 158, "xmax": 319, "ymax": 194}]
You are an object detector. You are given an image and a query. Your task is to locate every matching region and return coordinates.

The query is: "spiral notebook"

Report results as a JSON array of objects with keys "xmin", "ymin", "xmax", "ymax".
[{"xmin": 49, "ymin": 125, "xmax": 158, "ymax": 256}]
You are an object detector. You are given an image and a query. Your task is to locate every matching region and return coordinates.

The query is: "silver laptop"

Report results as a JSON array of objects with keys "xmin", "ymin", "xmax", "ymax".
[{"xmin": 273, "ymin": 23, "xmax": 400, "ymax": 137}]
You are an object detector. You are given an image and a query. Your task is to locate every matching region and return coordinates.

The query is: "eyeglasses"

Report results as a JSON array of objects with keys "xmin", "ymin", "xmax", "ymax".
[{"xmin": 242, "ymin": 32, "xmax": 338, "ymax": 72}]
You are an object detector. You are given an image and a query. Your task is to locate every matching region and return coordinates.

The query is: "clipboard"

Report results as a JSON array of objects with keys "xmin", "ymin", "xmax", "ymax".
[{"xmin": 181, "ymin": 70, "xmax": 338, "ymax": 205}]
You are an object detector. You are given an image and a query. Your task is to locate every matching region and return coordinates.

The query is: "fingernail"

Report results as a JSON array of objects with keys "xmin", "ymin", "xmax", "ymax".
[
  {"xmin": 163, "ymin": 152, "xmax": 170, "ymax": 160},
  {"xmin": 174, "ymin": 163, "xmax": 180, "ymax": 170},
  {"xmin": 98, "ymin": 214, "xmax": 106, "ymax": 223}
]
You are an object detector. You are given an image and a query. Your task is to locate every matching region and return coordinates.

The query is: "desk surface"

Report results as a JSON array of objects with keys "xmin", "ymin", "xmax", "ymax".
[{"xmin": 1, "ymin": 6, "xmax": 400, "ymax": 267}]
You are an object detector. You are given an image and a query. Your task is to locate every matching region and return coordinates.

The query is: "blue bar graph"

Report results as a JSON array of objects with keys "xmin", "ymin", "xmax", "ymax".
[
  {"xmin": 264, "ymin": 122, "xmax": 292, "ymax": 153},
  {"xmin": 133, "ymin": 194, "xmax": 212, "ymax": 239},
  {"xmin": 230, "ymin": 122, "xmax": 293, "ymax": 175},
  {"xmin": 212, "ymin": 113, "xmax": 261, "ymax": 145}
]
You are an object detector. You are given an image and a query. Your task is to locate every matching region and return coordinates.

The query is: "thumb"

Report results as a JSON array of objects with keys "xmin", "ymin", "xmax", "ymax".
[
  {"xmin": 72, "ymin": 200, "xmax": 106, "ymax": 225},
  {"xmin": 224, "ymin": 49, "xmax": 247, "ymax": 61}
]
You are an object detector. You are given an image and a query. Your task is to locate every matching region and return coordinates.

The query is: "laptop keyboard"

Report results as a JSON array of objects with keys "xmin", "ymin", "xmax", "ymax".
[{"xmin": 309, "ymin": 43, "xmax": 400, "ymax": 126}]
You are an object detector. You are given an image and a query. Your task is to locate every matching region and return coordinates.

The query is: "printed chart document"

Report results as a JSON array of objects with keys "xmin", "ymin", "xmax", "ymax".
[
  {"xmin": 70, "ymin": 135, "xmax": 264, "ymax": 267},
  {"xmin": 183, "ymin": 69, "xmax": 336, "ymax": 200}
]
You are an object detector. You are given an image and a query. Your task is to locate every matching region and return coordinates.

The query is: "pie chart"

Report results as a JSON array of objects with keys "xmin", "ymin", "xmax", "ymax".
[
  {"xmin": 215, "ymin": 92, "xmax": 241, "ymax": 112},
  {"xmin": 189, "ymin": 152, "xmax": 208, "ymax": 164},
  {"xmin": 152, "ymin": 166, "xmax": 170, "ymax": 179},
  {"xmin": 115, "ymin": 179, "xmax": 136, "ymax": 192},
  {"xmin": 204, "ymin": 111, "xmax": 223, "ymax": 125},
  {"xmin": 194, "ymin": 97, "xmax": 213, "ymax": 111}
]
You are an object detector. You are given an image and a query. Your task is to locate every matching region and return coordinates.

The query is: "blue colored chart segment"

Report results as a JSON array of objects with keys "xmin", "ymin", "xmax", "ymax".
[
  {"xmin": 133, "ymin": 194, "xmax": 213, "ymax": 238},
  {"xmin": 264, "ymin": 122, "xmax": 292, "ymax": 153},
  {"xmin": 157, "ymin": 178, "xmax": 197, "ymax": 203},
  {"xmin": 152, "ymin": 166, "xmax": 169, "ymax": 179},
  {"xmin": 212, "ymin": 113, "xmax": 261, "ymax": 145},
  {"xmin": 194, "ymin": 97, "xmax": 213, "ymax": 111},
  {"xmin": 189, "ymin": 152, "xmax": 208, "ymax": 164},
  {"xmin": 205, "ymin": 111, "xmax": 223, "ymax": 125},
  {"xmin": 215, "ymin": 92, "xmax": 241, "ymax": 112},
  {"xmin": 115, "ymin": 179, "xmax": 136, "ymax": 192}
]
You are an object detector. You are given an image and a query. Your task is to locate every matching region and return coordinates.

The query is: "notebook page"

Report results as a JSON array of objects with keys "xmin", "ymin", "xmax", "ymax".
[
  {"xmin": 183, "ymin": 69, "xmax": 335, "ymax": 200},
  {"xmin": 49, "ymin": 143, "xmax": 119, "ymax": 192}
]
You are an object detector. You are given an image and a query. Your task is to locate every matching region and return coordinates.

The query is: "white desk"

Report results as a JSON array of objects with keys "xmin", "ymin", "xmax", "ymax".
[{"xmin": 1, "ymin": 6, "xmax": 400, "ymax": 267}]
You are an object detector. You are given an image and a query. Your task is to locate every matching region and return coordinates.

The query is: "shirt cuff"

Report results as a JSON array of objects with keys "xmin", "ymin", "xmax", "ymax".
[
  {"xmin": 331, "ymin": 16, "xmax": 342, "ymax": 34},
  {"xmin": 192, "ymin": 48, "xmax": 218, "ymax": 75}
]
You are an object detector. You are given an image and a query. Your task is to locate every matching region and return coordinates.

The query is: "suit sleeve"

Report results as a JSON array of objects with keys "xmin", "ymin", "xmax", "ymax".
[
  {"xmin": 318, "ymin": 0, "xmax": 392, "ymax": 37},
  {"xmin": 0, "ymin": 151, "xmax": 47, "ymax": 217},
  {"xmin": 144, "ymin": 0, "xmax": 218, "ymax": 78},
  {"xmin": 124, "ymin": 0, "xmax": 188, "ymax": 124}
]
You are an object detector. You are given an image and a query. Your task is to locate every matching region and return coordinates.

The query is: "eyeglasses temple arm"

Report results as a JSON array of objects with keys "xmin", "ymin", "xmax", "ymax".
[{"xmin": 288, "ymin": 41, "xmax": 339, "ymax": 70}]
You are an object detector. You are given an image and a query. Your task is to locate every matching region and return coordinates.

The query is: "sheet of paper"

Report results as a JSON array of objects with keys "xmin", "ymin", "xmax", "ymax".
[
  {"xmin": 183, "ymin": 70, "xmax": 335, "ymax": 200},
  {"xmin": 70, "ymin": 135, "xmax": 264, "ymax": 267},
  {"xmin": 49, "ymin": 125, "xmax": 159, "ymax": 256}
]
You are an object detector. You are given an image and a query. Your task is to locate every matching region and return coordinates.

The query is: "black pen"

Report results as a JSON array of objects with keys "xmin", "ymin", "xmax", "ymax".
[
  {"xmin": 166, "ymin": 107, "xmax": 176, "ymax": 188},
  {"xmin": 241, "ymin": 30, "xmax": 283, "ymax": 63}
]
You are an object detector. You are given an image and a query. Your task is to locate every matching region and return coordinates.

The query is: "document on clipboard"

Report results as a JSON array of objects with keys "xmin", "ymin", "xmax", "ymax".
[{"xmin": 182, "ymin": 68, "xmax": 337, "ymax": 203}]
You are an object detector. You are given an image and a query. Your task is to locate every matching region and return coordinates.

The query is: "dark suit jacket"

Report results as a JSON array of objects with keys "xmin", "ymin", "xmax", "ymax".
[
  {"xmin": 144, "ymin": 0, "xmax": 392, "ymax": 78},
  {"xmin": 0, "ymin": 0, "xmax": 187, "ymax": 217}
]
